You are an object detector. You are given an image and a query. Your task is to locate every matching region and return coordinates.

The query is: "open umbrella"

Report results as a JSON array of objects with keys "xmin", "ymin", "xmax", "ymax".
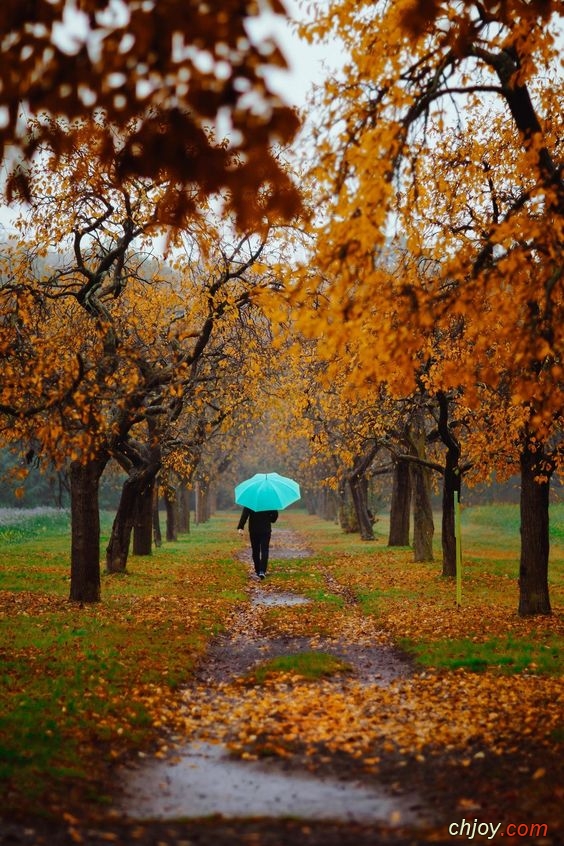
[{"xmin": 235, "ymin": 472, "xmax": 300, "ymax": 512}]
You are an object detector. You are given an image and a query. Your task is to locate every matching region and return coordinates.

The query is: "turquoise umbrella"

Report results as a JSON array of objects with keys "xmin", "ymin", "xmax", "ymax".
[{"xmin": 235, "ymin": 472, "xmax": 301, "ymax": 511}]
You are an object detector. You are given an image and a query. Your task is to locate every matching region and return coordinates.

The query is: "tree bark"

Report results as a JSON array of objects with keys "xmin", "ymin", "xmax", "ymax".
[
  {"xmin": 106, "ymin": 441, "xmax": 161, "ymax": 571},
  {"xmin": 194, "ymin": 481, "xmax": 202, "ymax": 525},
  {"xmin": 349, "ymin": 473, "xmax": 374, "ymax": 540},
  {"xmin": 437, "ymin": 392, "xmax": 462, "ymax": 577},
  {"xmin": 338, "ymin": 476, "xmax": 358, "ymax": 533},
  {"xmin": 409, "ymin": 420, "xmax": 434, "ymax": 562},
  {"xmin": 388, "ymin": 459, "xmax": 411, "ymax": 546},
  {"xmin": 178, "ymin": 483, "xmax": 190, "ymax": 533},
  {"xmin": 69, "ymin": 455, "xmax": 108, "ymax": 603},
  {"xmin": 346, "ymin": 444, "xmax": 379, "ymax": 540},
  {"xmin": 106, "ymin": 472, "xmax": 140, "ymax": 572},
  {"xmin": 324, "ymin": 489, "xmax": 338, "ymax": 522},
  {"xmin": 518, "ymin": 438, "xmax": 552, "ymax": 616},
  {"xmin": 152, "ymin": 483, "xmax": 162, "ymax": 548},
  {"xmin": 133, "ymin": 477, "xmax": 155, "ymax": 555},
  {"xmin": 164, "ymin": 485, "xmax": 178, "ymax": 542},
  {"xmin": 441, "ymin": 459, "xmax": 460, "ymax": 577}
]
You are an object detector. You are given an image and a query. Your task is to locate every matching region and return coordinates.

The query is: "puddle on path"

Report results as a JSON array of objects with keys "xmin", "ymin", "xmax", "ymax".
[
  {"xmin": 118, "ymin": 741, "xmax": 424, "ymax": 826},
  {"xmin": 251, "ymin": 591, "xmax": 310, "ymax": 607}
]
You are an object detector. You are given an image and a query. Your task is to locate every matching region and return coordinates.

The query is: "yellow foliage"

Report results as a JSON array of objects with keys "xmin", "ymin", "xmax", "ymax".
[{"xmin": 289, "ymin": 0, "xmax": 563, "ymax": 480}]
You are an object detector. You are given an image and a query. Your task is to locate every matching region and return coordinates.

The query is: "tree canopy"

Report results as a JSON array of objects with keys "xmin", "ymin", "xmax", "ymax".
[
  {"xmin": 1, "ymin": 0, "xmax": 301, "ymax": 228},
  {"xmin": 296, "ymin": 0, "xmax": 562, "ymax": 456}
]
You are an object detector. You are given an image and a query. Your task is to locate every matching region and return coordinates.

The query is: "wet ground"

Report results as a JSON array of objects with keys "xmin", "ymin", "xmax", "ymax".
[
  {"xmin": 119, "ymin": 740, "xmax": 425, "ymax": 825},
  {"xmin": 117, "ymin": 526, "xmax": 426, "ymax": 829}
]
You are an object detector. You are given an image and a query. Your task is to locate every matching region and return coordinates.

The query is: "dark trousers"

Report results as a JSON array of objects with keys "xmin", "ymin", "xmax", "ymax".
[{"xmin": 250, "ymin": 531, "xmax": 271, "ymax": 574}]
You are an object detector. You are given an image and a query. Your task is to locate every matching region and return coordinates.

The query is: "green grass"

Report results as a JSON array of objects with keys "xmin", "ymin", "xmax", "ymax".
[
  {"xmin": 0, "ymin": 508, "xmax": 72, "ymax": 543},
  {"xmin": 400, "ymin": 634, "xmax": 562, "ymax": 674},
  {"xmin": 281, "ymin": 505, "xmax": 563, "ymax": 676},
  {"xmin": 460, "ymin": 502, "xmax": 563, "ymax": 554},
  {"xmin": 0, "ymin": 509, "xmax": 247, "ymax": 817},
  {"xmin": 244, "ymin": 650, "xmax": 352, "ymax": 684}
]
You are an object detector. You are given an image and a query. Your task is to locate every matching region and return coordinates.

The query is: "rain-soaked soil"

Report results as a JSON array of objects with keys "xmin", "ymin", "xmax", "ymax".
[{"xmin": 117, "ymin": 526, "xmax": 424, "ymax": 829}]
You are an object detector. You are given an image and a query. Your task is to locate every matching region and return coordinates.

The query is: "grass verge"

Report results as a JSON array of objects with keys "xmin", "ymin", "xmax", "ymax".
[
  {"xmin": 244, "ymin": 651, "xmax": 352, "ymax": 684},
  {"xmin": 0, "ymin": 510, "xmax": 246, "ymax": 819},
  {"xmin": 280, "ymin": 505, "xmax": 563, "ymax": 675}
]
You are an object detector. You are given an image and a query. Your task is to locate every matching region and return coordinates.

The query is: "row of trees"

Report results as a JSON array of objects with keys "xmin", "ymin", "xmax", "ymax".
[
  {"xmin": 1, "ymin": 0, "xmax": 307, "ymax": 600},
  {"xmin": 0, "ymin": 114, "xmax": 293, "ymax": 601},
  {"xmin": 0, "ymin": 0, "xmax": 561, "ymax": 618},
  {"xmin": 281, "ymin": 0, "xmax": 562, "ymax": 615}
]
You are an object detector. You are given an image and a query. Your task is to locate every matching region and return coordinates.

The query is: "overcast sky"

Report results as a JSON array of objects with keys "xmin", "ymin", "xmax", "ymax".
[
  {"xmin": 0, "ymin": 1, "xmax": 339, "ymax": 234},
  {"xmin": 258, "ymin": 0, "xmax": 336, "ymax": 107}
]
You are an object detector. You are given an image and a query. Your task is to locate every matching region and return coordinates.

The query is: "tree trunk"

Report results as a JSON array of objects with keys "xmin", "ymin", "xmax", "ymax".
[
  {"xmin": 438, "ymin": 393, "xmax": 462, "ymax": 577},
  {"xmin": 347, "ymin": 444, "xmax": 379, "ymax": 540},
  {"xmin": 518, "ymin": 439, "xmax": 552, "ymax": 616},
  {"xmin": 178, "ymin": 484, "xmax": 190, "ymax": 533},
  {"xmin": 152, "ymin": 483, "xmax": 162, "ymax": 548},
  {"xmin": 200, "ymin": 486, "xmax": 210, "ymax": 522},
  {"xmin": 338, "ymin": 477, "xmax": 358, "ymax": 533},
  {"xmin": 69, "ymin": 455, "xmax": 108, "ymax": 603},
  {"xmin": 388, "ymin": 459, "xmax": 411, "ymax": 546},
  {"xmin": 194, "ymin": 481, "xmax": 202, "ymax": 525},
  {"xmin": 349, "ymin": 473, "xmax": 374, "ymax": 540},
  {"xmin": 165, "ymin": 486, "xmax": 178, "ymax": 542},
  {"xmin": 106, "ymin": 472, "xmax": 140, "ymax": 572},
  {"xmin": 107, "ymin": 464, "xmax": 159, "ymax": 571},
  {"xmin": 441, "ymin": 455, "xmax": 461, "ymax": 577},
  {"xmin": 133, "ymin": 477, "xmax": 155, "ymax": 555},
  {"xmin": 409, "ymin": 422, "xmax": 434, "ymax": 562},
  {"xmin": 326, "ymin": 489, "xmax": 338, "ymax": 522}
]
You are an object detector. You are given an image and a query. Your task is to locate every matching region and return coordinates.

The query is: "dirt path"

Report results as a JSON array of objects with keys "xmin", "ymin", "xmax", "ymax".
[
  {"xmin": 197, "ymin": 526, "xmax": 414, "ymax": 688},
  {"xmin": 117, "ymin": 525, "xmax": 429, "ymax": 832}
]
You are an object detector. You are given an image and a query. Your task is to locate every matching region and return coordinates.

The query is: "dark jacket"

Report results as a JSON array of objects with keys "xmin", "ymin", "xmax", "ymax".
[{"xmin": 237, "ymin": 507, "xmax": 278, "ymax": 535}]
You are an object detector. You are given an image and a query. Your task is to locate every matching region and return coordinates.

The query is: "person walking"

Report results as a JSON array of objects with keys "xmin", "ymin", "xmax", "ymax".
[{"xmin": 237, "ymin": 507, "xmax": 278, "ymax": 579}]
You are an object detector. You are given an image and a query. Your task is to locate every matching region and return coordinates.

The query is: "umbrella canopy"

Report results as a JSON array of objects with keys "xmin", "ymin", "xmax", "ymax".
[{"xmin": 235, "ymin": 472, "xmax": 301, "ymax": 512}]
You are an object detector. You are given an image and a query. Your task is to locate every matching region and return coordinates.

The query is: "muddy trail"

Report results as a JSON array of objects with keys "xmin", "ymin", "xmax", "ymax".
[
  {"xmin": 192, "ymin": 527, "xmax": 414, "ymax": 690},
  {"xmin": 114, "ymin": 526, "xmax": 436, "ymax": 843}
]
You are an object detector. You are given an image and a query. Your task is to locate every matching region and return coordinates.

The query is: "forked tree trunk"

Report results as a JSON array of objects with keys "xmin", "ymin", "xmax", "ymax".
[
  {"xmin": 349, "ymin": 473, "xmax": 374, "ymax": 540},
  {"xmin": 518, "ymin": 439, "xmax": 552, "ymax": 616},
  {"xmin": 107, "ymin": 466, "xmax": 159, "ymax": 571},
  {"xmin": 69, "ymin": 455, "xmax": 108, "ymax": 603},
  {"xmin": 348, "ymin": 445, "xmax": 379, "ymax": 541},
  {"xmin": 388, "ymin": 459, "xmax": 411, "ymax": 546},
  {"xmin": 106, "ymin": 473, "xmax": 140, "ymax": 572}
]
